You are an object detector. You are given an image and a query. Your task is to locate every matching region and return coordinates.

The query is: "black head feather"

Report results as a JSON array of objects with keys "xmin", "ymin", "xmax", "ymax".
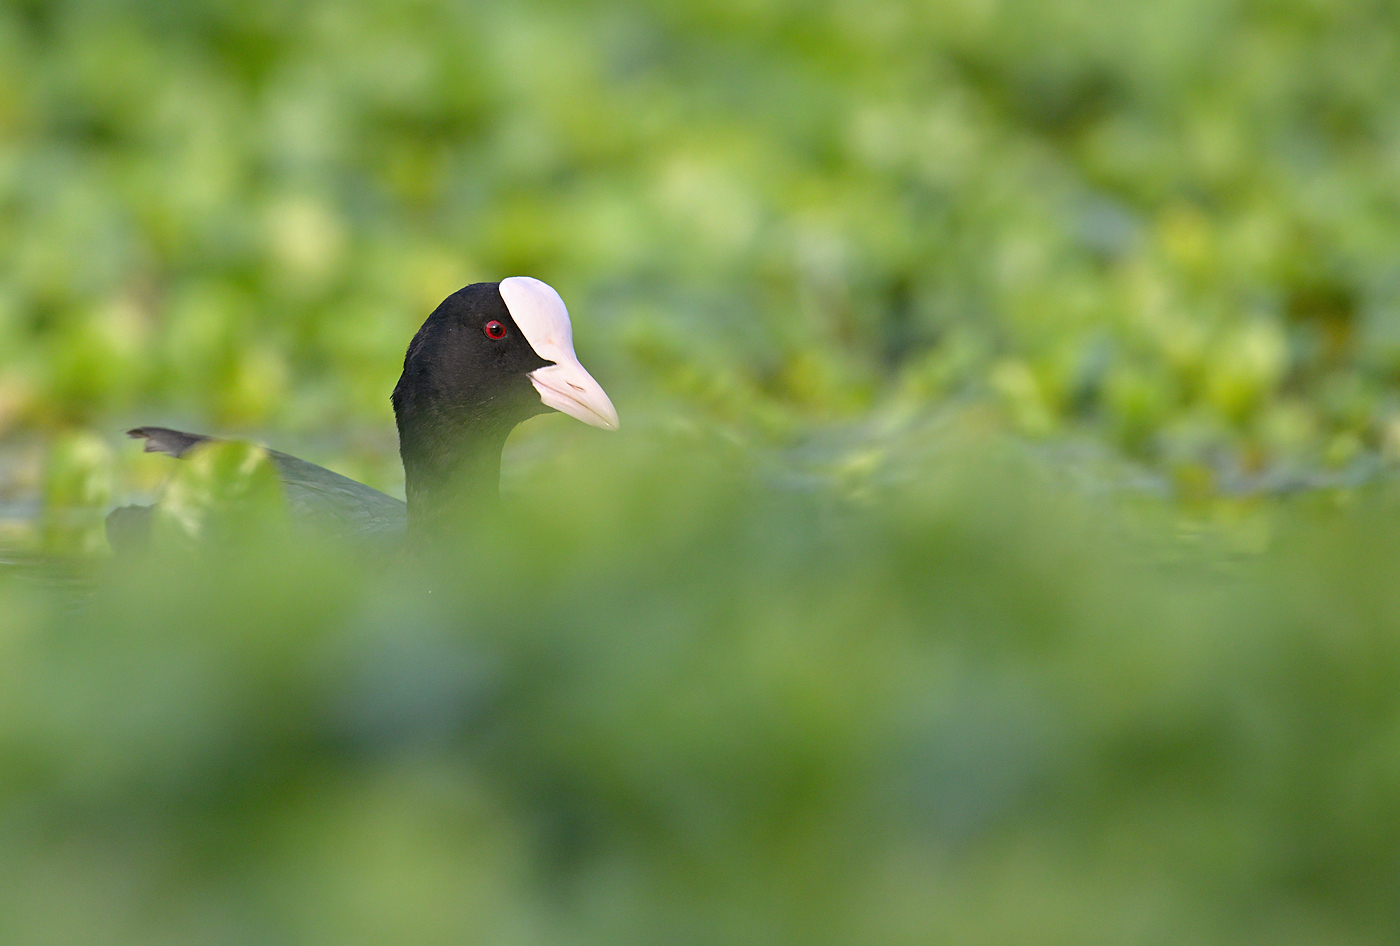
[{"xmin": 391, "ymin": 282, "xmax": 553, "ymax": 530}]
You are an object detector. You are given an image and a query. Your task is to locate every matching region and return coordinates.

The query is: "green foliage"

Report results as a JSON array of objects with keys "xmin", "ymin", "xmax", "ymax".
[
  {"xmin": 4, "ymin": 439, "xmax": 1400, "ymax": 944},
  {"xmin": 39, "ymin": 429, "xmax": 114, "ymax": 555},
  {"xmin": 3, "ymin": 0, "xmax": 1400, "ymax": 476},
  {"xmin": 152, "ymin": 440, "xmax": 287, "ymax": 544},
  {"xmin": 6, "ymin": 1, "xmax": 1400, "ymax": 943}
]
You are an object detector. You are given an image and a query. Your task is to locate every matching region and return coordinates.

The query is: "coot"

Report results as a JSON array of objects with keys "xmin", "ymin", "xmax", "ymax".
[{"xmin": 109, "ymin": 277, "xmax": 618, "ymax": 546}]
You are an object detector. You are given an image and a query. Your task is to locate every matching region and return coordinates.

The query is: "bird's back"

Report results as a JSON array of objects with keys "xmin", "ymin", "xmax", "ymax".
[{"xmin": 116, "ymin": 427, "xmax": 407, "ymax": 545}]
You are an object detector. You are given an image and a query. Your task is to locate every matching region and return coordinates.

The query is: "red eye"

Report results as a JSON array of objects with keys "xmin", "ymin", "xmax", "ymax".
[{"xmin": 484, "ymin": 320, "xmax": 507, "ymax": 339}]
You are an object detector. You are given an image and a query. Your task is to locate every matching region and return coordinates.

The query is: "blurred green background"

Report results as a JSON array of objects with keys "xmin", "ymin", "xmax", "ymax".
[{"xmin": 5, "ymin": 0, "xmax": 1400, "ymax": 943}]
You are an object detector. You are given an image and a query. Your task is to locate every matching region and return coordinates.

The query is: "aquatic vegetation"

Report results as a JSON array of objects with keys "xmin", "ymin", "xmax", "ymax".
[{"xmin": 4, "ymin": 1, "xmax": 1400, "ymax": 943}]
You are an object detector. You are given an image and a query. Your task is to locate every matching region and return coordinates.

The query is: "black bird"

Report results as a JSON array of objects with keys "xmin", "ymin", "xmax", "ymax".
[{"xmin": 109, "ymin": 277, "xmax": 618, "ymax": 546}]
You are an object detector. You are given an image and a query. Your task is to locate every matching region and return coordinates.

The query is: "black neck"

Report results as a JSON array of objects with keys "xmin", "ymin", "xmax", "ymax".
[
  {"xmin": 397, "ymin": 408, "xmax": 517, "ymax": 538},
  {"xmin": 389, "ymin": 282, "xmax": 552, "ymax": 540}
]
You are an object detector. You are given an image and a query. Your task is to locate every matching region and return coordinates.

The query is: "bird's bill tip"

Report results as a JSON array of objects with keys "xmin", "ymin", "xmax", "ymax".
[{"xmin": 529, "ymin": 360, "xmax": 620, "ymax": 431}]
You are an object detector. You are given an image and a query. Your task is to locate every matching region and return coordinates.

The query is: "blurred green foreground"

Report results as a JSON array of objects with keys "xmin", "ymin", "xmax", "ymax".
[
  {"xmin": 6, "ymin": 429, "xmax": 1400, "ymax": 946},
  {"xmin": 7, "ymin": 0, "xmax": 1400, "ymax": 943}
]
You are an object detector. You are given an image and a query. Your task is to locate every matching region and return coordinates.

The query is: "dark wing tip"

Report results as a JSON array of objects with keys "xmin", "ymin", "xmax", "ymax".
[{"xmin": 127, "ymin": 426, "xmax": 212, "ymax": 458}]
